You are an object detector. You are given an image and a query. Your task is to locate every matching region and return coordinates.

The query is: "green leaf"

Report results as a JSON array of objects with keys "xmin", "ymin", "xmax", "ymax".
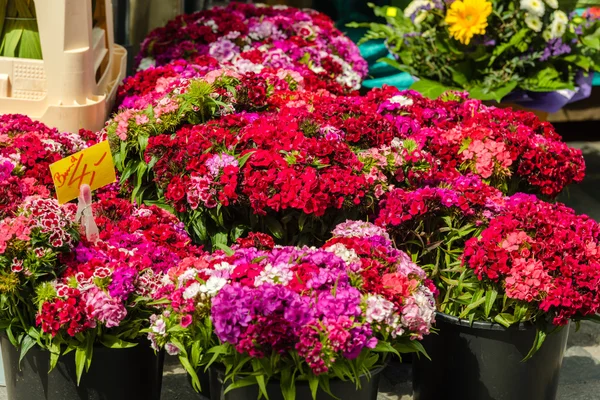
[
  {"xmin": 490, "ymin": 29, "xmax": 529, "ymax": 65},
  {"xmin": 75, "ymin": 347, "xmax": 86, "ymax": 385},
  {"xmin": 522, "ymin": 328, "xmax": 547, "ymax": 361},
  {"xmin": 224, "ymin": 376, "xmax": 258, "ymax": 393},
  {"xmin": 308, "ymin": 374, "xmax": 319, "ymax": 400},
  {"xmin": 458, "ymin": 295, "xmax": 486, "ymax": 319},
  {"xmin": 214, "ymin": 243, "xmax": 234, "ymax": 256},
  {"xmin": 253, "ymin": 364, "xmax": 270, "ymax": 400},
  {"xmin": 237, "ymin": 151, "xmax": 255, "ymax": 168},
  {"xmin": 494, "ymin": 313, "xmax": 516, "ymax": 328},
  {"xmin": 99, "ymin": 335, "xmax": 137, "ymax": 349},
  {"xmin": 211, "ymin": 232, "xmax": 228, "ymax": 247},
  {"xmin": 394, "ymin": 339, "xmax": 430, "ymax": 360},
  {"xmin": 265, "ymin": 216, "xmax": 284, "ymax": 239},
  {"xmin": 372, "ymin": 341, "xmax": 400, "ymax": 358},
  {"xmin": 484, "ymin": 289, "xmax": 498, "ymax": 318},
  {"xmin": 583, "ymin": 27, "xmax": 600, "ymax": 51},
  {"xmin": 409, "ymin": 79, "xmax": 459, "ymax": 100},
  {"xmin": 468, "ymin": 81, "xmax": 518, "ymax": 102},
  {"xmin": 520, "ymin": 66, "xmax": 574, "ymax": 92},
  {"xmin": 280, "ymin": 368, "xmax": 296, "ymax": 400},
  {"xmin": 18, "ymin": 335, "xmax": 36, "ymax": 366}
]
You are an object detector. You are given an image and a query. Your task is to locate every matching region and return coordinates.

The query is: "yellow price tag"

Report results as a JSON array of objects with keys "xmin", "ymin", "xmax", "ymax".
[
  {"xmin": 386, "ymin": 7, "xmax": 398, "ymax": 17},
  {"xmin": 49, "ymin": 141, "xmax": 117, "ymax": 204}
]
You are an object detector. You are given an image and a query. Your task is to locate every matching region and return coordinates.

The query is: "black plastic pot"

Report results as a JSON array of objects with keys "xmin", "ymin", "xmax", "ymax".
[
  {"xmin": 209, "ymin": 365, "xmax": 385, "ymax": 400},
  {"xmin": 1, "ymin": 335, "xmax": 164, "ymax": 400},
  {"xmin": 187, "ymin": 367, "xmax": 211, "ymax": 398},
  {"xmin": 413, "ymin": 312, "xmax": 569, "ymax": 400}
]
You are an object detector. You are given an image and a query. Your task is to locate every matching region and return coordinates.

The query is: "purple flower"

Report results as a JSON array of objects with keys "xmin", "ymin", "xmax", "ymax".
[
  {"xmin": 108, "ymin": 267, "xmax": 137, "ymax": 300},
  {"xmin": 208, "ymin": 39, "xmax": 238, "ymax": 62},
  {"xmin": 540, "ymin": 38, "xmax": 572, "ymax": 62}
]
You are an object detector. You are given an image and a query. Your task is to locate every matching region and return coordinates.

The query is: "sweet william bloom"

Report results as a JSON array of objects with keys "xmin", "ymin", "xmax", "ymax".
[
  {"xmin": 445, "ymin": 0, "xmax": 493, "ymax": 45},
  {"xmin": 84, "ymin": 287, "xmax": 127, "ymax": 328}
]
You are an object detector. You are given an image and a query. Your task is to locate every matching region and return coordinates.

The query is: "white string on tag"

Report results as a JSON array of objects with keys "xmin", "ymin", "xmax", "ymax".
[{"xmin": 75, "ymin": 184, "xmax": 99, "ymax": 243}]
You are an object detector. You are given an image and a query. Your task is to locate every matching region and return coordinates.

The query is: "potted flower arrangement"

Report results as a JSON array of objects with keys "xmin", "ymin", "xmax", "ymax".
[
  {"xmin": 376, "ymin": 175, "xmax": 600, "ymax": 400},
  {"xmin": 354, "ymin": 1, "xmax": 600, "ymax": 112},
  {"xmin": 146, "ymin": 221, "xmax": 436, "ymax": 399},
  {"xmin": 0, "ymin": 192, "xmax": 203, "ymax": 400},
  {"xmin": 135, "ymin": 2, "xmax": 368, "ymax": 92},
  {"xmin": 116, "ymin": 54, "xmax": 355, "ymax": 110},
  {"xmin": 105, "ymin": 67, "xmax": 319, "ymax": 206},
  {"xmin": 142, "ymin": 107, "xmax": 381, "ymax": 247}
]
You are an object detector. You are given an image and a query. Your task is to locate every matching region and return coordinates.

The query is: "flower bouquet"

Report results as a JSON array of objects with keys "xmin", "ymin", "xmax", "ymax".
[
  {"xmin": 136, "ymin": 3, "xmax": 368, "ymax": 92},
  {"xmin": 354, "ymin": 1, "xmax": 600, "ymax": 111},
  {"xmin": 147, "ymin": 221, "xmax": 435, "ymax": 399},
  {"xmin": 0, "ymin": 192, "xmax": 202, "ymax": 398}
]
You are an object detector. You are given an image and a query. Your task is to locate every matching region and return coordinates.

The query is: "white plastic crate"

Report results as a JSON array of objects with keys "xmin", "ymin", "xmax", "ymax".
[{"xmin": 0, "ymin": 0, "xmax": 126, "ymax": 133}]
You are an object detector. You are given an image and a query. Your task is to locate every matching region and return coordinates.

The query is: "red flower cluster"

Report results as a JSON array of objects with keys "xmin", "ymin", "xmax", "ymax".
[
  {"xmin": 0, "ymin": 115, "xmax": 88, "ymax": 218},
  {"xmin": 145, "ymin": 110, "xmax": 373, "ymax": 244},
  {"xmin": 36, "ymin": 288, "xmax": 94, "ymax": 337},
  {"xmin": 463, "ymin": 194, "xmax": 600, "ymax": 325}
]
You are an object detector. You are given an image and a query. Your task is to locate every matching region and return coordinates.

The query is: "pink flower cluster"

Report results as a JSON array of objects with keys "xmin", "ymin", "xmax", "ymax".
[
  {"xmin": 146, "ymin": 221, "xmax": 435, "ymax": 375},
  {"xmin": 136, "ymin": 3, "xmax": 367, "ymax": 92},
  {"xmin": 0, "ymin": 115, "xmax": 91, "ymax": 219},
  {"xmin": 0, "ymin": 191, "xmax": 202, "ymax": 341}
]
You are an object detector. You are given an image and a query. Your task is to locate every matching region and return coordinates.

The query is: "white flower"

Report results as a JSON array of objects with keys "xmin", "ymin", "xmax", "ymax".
[
  {"xmin": 324, "ymin": 243, "xmax": 361, "ymax": 267},
  {"xmin": 543, "ymin": 29, "xmax": 553, "ymax": 41},
  {"xmin": 365, "ymin": 295, "xmax": 396, "ymax": 323},
  {"xmin": 178, "ymin": 268, "xmax": 199, "ymax": 285},
  {"xmin": 520, "ymin": 0, "xmax": 545, "ymax": 17},
  {"xmin": 165, "ymin": 343, "xmax": 180, "ymax": 356},
  {"xmin": 544, "ymin": 0, "xmax": 558, "ymax": 9},
  {"xmin": 404, "ymin": 0, "xmax": 432, "ymax": 23},
  {"xmin": 213, "ymin": 262, "xmax": 235, "ymax": 273},
  {"xmin": 151, "ymin": 318, "xmax": 166, "ymax": 335},
  {"xmin": 389, "ymin": 95, "xmax": 414, "ymax": 107},
  {"xmin": 137, "ymin": 57, "xmax": 156, "ymax": 71},
  {"xmin": 254, "ymin": 263, "xmax": 293, "ymax": 286},
  {"xmin": 546, "ymin": 11, "xmax": 568, "ymax": 40},
  {"xmin": 199, "ymin": 276, "xmax": 227, "ymax": 297},
  {"xmin": 552, "ymin": 10, "xmax": 569, "ymax": 24},
  {"xmin": 183, "ymin": 282, "xmax": 201, "ymax": 300},
  {"xmin": 525, "ymin": 15, "xmax": 543, "ymax": 32}
]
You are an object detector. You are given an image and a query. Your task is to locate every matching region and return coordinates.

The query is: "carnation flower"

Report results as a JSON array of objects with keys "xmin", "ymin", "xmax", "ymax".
[
  {"xmin": 525, "ymin": 15, "xmax": 543, "ymax": 32},
  {"xmin": 520, "ymin": 0, "xmax": 545, "ymax": 17}
]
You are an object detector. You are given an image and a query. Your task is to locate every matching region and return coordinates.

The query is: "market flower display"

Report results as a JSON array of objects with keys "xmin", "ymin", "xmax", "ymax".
[
  {"xmin": 116, "ymin": 54, "xmax": 354, "ymax": 109},
  {"xmin": 356, "ymin": 1, "xmax": 600, "ymax": 102},
  {"xmin": 146, "ymin": 221, "xmax": 435, "ymax": 395},
  {"xmin": 106, "ymin": 68, "xmax": 323, "ymax": 206},
  {"xmin": 111, "ymin": 85, "xmax": 585, "ymax": 249},
  {"xmin": 376, "ymin": 173, "xmax": 600, "ymax": 355},
  {"xmin": 463, "ymin": 194, "xmax": 600, "ymax": 327},
  {"xmin": 0, "ymin": 114, "xmax": 90, "ymax": 218},
  {"xmin": 0, "ymin": 192, "xmax": 202, "ymax": 382},
  {"xmin": 144, "ymin": 110, "xmax": 376, "ymax": 246},
  {"xmin": 136, "ymin": 3, "xmax": 368, "ymax": 91}
]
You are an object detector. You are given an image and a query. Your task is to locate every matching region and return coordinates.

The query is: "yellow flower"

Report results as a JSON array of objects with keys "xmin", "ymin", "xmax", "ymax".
[{"xmin": 445, "ymin": 0, "xmax": 493, "ymax": 45}]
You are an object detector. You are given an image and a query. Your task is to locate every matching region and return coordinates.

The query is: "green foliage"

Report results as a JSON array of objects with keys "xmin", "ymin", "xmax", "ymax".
[
  {"xmin": 0, "ymin": 0, "xmax": 42, "ymax": 59},
  {"xmin": 359, "ymin": 2, "xmax": 600, "ymax": 101}
]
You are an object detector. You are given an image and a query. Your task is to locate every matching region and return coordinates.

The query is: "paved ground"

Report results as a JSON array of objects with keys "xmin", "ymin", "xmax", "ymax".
[{"xmin": 1, "ymin": 142, "xmax": 600, "ymax": 399}]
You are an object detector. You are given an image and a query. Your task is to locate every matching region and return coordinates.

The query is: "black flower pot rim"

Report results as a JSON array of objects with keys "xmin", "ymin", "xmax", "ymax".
[{"xmin": 435, "ymin": 311, "xmax": 537, "ymax": 332}]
